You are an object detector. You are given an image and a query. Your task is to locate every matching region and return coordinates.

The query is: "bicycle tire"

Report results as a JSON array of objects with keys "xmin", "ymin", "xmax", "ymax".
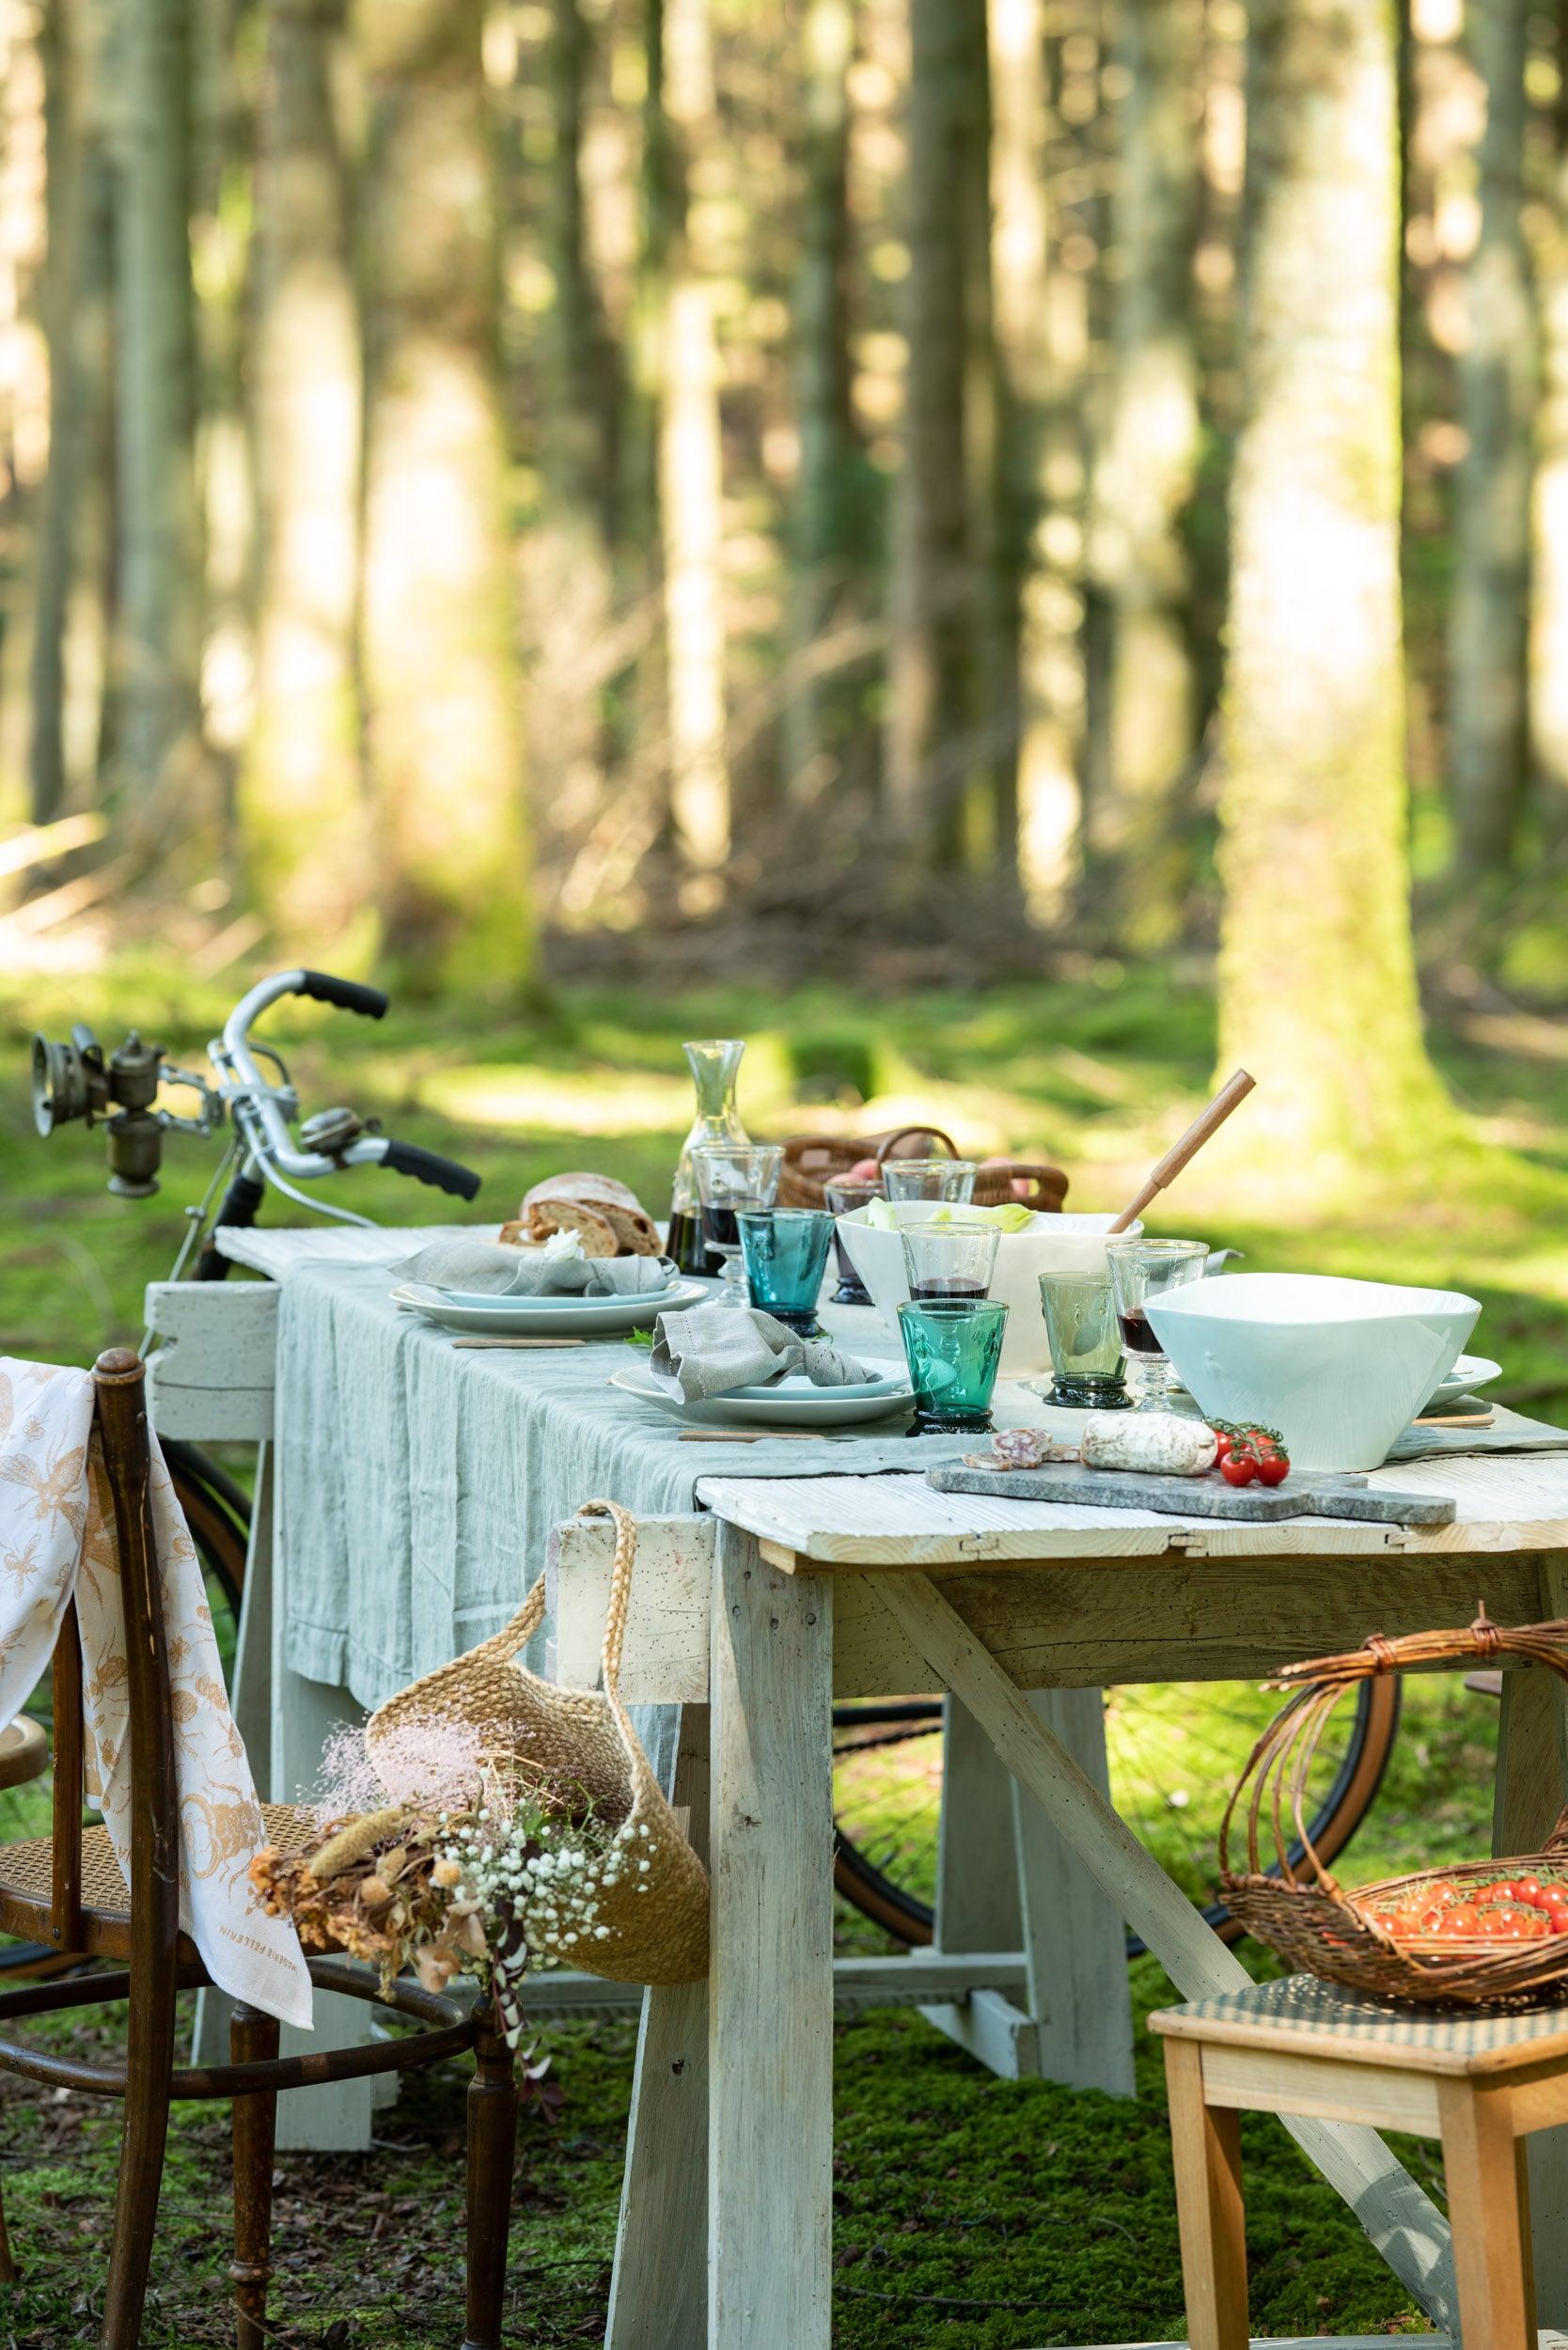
[{"xmin": 832, "ymin": 1676, "xmax": 1403, "ymax": 1954}]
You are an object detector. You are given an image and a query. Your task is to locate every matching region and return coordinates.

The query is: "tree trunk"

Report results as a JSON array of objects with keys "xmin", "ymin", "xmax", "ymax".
[
  {"xmin": 655, "ymin": 0, "xmax": 729, "ymax": 881},
  {"xmin": 1531, "ymin": 35, "xmax": 1568, "ymax": 832},
  {"xmin": 782, "ymin": 0, "xmax": 856, "ymax": 802},
  {"xmin": 545, "ymin": 0, "xmax": 618, "ymax": 536},
  {"xmin": 1090, "ymin": 0, "xmax": 1201, "ymax": 948},
  {"xmin": 355, "ymin": 0, "xmax": 532, "ymax": 988},
  {"xmin": 242, "ymin": 0, "xmax": 370, "ymax": 960},
  {"xmin": 886, "ymin": 0, "xmax": 980, "ymax": 855},
  {"xmin": 1217, "ymin": 0, "xmax": 1446, "ymax": 1171},
  {"xmin": 1448, "ymin": 0, "xmax": 1532, "ymax": 871},
  {"xmin": 28, "ymin": 0, "xmax": 114, "ymax": 825},
  {"xmin": 988, "ymin": 0, "xmax": 1082, "ymax": 916},
  {"xmin": 110, "ymin": 0, "xmax": 203, "ymax": 822}
]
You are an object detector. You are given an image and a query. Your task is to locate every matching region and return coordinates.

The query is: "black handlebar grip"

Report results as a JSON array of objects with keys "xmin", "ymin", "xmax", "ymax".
[
  {"xmin": 296, "ymin": 970, "xmax": 390, "ymax": 1020},
  {"xmin": 382, "ymin": 1139, "xmax": 482, "ymax": 1200}
]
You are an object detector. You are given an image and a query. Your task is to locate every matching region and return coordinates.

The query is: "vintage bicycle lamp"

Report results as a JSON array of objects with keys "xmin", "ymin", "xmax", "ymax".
[{"xmin": 30, "ymin": 1022, "xmax": 220, "ymax": 1197}]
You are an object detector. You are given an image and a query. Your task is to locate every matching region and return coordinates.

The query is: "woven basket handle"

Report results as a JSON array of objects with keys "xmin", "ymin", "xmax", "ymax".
[
  {"xmin": 572, "ymin": 1499, "xmax": 640, "ymax": 1699},
  {"xmin": 874, "ymin": 1125, "xmax": 960, "ymax": 1165}
]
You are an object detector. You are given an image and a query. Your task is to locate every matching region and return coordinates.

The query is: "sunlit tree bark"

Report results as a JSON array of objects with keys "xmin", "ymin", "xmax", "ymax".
[
  {"xmin": 1090, "ymin": 0, "xmax": 1201, "ymax": 946},
  {"xmin": 1448, "ymin": 0, "xmax": 1532, "ymax": 870},
  {"xmin": 783, "ymin": 0, "xmax": 856, "ymax": 801},
  {"xmin": 28, "ymin": 0, "xmax": 113, "ymax": 823},
  {"xmin": 355, "ymin": 0, "xmax": 531, "ymax": 987},
  {"xmin": 241, "ymin": 0, "xmax": 371, "ymax": 959},
  {"xmin": 653, "ymin": 0, "xmax": 729, "ymax": 880},
  {"xmin": 1218, "ymin": 0, "xmax": 1446, "ymax": 1169},
  {"xmin": 1531, "ymin": 47, "xmax": 1568, "ymax": 832},
  {"xmin": 988, "ymin": 0, "xmax": 1082, "ymax": 915},
  {"xmin": 886, "ymin": 0, "xmax": 981, "ymax": 854},
  {"xmin": 110, "ymin": 0, "xmax": 203, "ymax": 820}
]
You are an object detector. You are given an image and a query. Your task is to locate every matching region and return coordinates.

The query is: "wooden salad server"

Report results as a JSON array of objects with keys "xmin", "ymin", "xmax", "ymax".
[{"xmin": 1108, "ymin": 1068, "xmax": 1256, "ymax": 1234}]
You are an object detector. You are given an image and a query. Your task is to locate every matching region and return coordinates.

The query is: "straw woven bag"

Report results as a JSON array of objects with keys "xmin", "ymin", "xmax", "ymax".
[
  {"xmin": 1221, "ymin": 1610, "xmax": 1568, "ymax": 2009},
  {"xmin": 366, "ymin": 1500, "xmax": 708, "ymax": 1986}
]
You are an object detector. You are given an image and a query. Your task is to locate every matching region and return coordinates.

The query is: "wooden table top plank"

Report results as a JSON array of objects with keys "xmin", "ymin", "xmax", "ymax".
[{"xmin": 697, "ymin": 1452, "xmax": 1568, "ymax": 1568}]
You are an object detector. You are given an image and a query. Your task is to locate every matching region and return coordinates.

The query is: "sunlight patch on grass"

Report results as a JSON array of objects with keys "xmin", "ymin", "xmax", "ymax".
[{"xmin": 416, "ymin": 1062, "xmax": 696, "ymax": 1136}]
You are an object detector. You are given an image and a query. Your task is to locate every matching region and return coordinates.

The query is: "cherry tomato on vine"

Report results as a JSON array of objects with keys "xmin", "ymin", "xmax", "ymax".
[{"xmin": 1220, "ymin": 1452, "xmax": 1258, "ymax": 1486}]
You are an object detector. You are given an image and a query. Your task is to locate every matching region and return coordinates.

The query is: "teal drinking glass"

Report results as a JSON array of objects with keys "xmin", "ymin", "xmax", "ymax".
[
  {"xmin": 898, "ymin": 1299, "xmax": 1008, "ymax": 1434},
  {"xmin": 738, "ymin": 1209, "xmax": 835, "ymax": 1336}
]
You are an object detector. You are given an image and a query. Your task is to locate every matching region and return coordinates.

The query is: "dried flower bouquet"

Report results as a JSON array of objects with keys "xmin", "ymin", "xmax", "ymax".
[{"xmin": 250, "ymin": 1708, "xmax": 662, "ymax": 2044}]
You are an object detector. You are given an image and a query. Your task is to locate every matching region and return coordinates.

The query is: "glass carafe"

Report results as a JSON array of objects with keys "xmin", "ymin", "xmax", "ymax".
[{"xmin": 668, "ymin": 1039, "xmax": 750, "ymax": 1276}]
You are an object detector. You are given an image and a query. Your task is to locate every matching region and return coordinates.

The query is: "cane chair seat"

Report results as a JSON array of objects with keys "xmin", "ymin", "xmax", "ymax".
[{"xmin": 0, "ymin": 1802, "xmax": 316, "ymax": 1960}]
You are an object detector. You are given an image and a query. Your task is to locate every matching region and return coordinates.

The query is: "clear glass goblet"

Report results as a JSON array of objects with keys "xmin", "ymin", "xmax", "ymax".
[
  {"xmin": 1105, "ymin": 1237, "xmax": 1210, "ymax": 1410},
  {"xmin": 692, "ymin": 1145, "xmax": 784, "ymax": 1308}
]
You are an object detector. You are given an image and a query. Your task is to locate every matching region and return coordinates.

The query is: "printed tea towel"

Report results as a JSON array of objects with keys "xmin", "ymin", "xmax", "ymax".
[{"xmin": 0, "ymin": 1359, "xmax": 311, "ymax": 2029}]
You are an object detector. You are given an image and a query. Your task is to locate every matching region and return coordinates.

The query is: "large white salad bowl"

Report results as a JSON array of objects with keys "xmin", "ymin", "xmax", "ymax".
[
  {"xmin": 1144, "ymin": 1272, "xmax": 1481, "ymax": 1472},
  {"xmin": 835, "ymin": 1205, "xmax": 1138, "ymax": 1377}
]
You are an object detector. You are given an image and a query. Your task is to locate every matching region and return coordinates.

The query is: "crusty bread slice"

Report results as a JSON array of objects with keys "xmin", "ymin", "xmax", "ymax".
[{"xmin": 522, "ymin": 1200, "xmax": 619, "ymax": 1257}]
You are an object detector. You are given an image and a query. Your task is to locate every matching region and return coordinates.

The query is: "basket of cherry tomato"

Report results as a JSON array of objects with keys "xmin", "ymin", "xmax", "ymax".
[{"xmin": 1220, "ymin": 1606, "xmax": 1568, "ymax": 2006}]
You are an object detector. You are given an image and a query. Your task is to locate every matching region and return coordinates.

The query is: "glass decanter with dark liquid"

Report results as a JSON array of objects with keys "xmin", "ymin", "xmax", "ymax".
[{"xmin": 668, "ymin": 1039, "xmax": 748, "ymax": 1276}]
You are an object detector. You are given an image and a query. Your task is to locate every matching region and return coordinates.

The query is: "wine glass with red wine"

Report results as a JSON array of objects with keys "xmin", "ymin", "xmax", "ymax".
[
  {"xmin": 900, "ymin": 1221, "xmax": 1000, "ymax": 1303},
  {"xmin": 692, "ymin": 1145, "xmax": 784, "ymax": 1307},
  {"xmin": 1105, "ymin": 1237, "xmax": 1210, "ymax": 1409}
]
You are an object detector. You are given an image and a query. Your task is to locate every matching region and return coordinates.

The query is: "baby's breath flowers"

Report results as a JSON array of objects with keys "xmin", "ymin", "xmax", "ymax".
[{"xmin": 433, "ymin": 1792, "xmax": 659, "ymax": 2041}]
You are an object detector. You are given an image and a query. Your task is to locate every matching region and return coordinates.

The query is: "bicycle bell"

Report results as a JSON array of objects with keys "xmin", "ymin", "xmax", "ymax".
[{"xmin": 298, "ymin": 1106, "xmax": 381, "ymax": 1158}]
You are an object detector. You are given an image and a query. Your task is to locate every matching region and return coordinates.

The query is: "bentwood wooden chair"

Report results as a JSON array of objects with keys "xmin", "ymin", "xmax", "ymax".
[{"xmin": 0, "ymin": 1349, "xmax": 519, "ymax": 2350}]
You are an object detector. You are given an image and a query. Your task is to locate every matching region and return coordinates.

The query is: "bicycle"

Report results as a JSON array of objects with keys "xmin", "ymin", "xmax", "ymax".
[{"xmin": 27, "ymin": 967, "xmax": 1401, "ymax": 1960}]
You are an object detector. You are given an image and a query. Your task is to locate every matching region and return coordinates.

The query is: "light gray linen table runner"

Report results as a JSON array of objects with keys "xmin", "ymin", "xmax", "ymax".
[{"xmin": 271, "ymin": 1258, "xmax": 965, "ymax": 1713}]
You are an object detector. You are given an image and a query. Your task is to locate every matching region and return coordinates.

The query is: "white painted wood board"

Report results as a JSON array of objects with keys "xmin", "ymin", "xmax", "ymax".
[
  {"xmin": 697, "ymin": 1454, "xmax": 1568, "ymax": 1565},
  {"xmin": 144, "ymin": 1279, "xmax": 278, "ymax": 1439}
]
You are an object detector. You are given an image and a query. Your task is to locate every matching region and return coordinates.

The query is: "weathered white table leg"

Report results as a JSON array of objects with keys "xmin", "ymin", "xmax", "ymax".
[
  {"xmin": 708, "ymin": 1525, "xmax": 834, "ymax": 2350},
  {"xmin": 870, "ymin": 1571, "xmax": 1460, "ymax": 2335},
  {"xmin": 1497, "ymin": 1551, "xmax": 1568, "ymax": 2326},
  {"xmin": 925, "ymin": 1692, "xmax": 1135, "ymax": 2094},
  {"xmin": 193, "ymin": 1441, "xmax": 278, "ymax": 2068},
  {"xmin": 605, "ymin": 1704, "xmax": 710, "ymax": 2350},
  {"xmin": 269, "ymin": 1449, "xmax": 374, "ymax": 2153}
]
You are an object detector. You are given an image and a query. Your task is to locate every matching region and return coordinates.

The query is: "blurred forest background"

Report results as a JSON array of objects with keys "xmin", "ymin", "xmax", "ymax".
[{"xmin": 0, "ymin": 0, "xmax": 1563, "ymax": 1167}]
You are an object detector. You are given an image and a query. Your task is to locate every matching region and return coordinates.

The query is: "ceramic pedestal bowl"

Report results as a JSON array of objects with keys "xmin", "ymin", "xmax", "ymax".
[
  {"xmin": 1144, "ymin": 1271, "xmax": 1482, "ymax": 1472},
  {"xmin": 835, "ymin": 1206, "xmax": 1137, "ymax": 1377}
]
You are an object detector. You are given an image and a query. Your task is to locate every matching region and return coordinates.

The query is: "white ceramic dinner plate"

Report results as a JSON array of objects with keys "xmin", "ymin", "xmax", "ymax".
[
  {"xmin": 392, "ymin": 1280, "xmax": 706, "ymax": 1336},
  {"xmin": 610, "ymin": 1363, "xmax": 915, "ymax": 1428},
  {"xmin": 1420, "ymin": 1354, "xmax": 1502, "ymax": 1412}
]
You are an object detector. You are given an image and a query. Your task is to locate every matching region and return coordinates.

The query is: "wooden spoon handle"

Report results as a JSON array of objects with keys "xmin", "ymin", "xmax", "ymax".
[{"xmin": 1108, "ymin": 1069, "xmax": 1256, "ymax": 1234}]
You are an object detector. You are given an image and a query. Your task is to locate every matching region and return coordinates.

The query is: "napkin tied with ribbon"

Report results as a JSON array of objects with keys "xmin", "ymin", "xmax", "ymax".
[
  {"xmin": 392, "ymin": 1235, "xmax": 677, "ymax": 1299},
  {"xmin": 0, "ymin": 1358, "xmax": 312, "ymax": 2029},
  {"xmin": 648, "ymin": 1305, "xmax": 873, "ymax": 1402}
]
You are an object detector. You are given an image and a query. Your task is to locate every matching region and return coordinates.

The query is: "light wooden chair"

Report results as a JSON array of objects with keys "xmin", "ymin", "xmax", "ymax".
[
  {"xmin": 0, "ymin": 1349, "xmax": 519, "ymax": 2350},
  {"xmin": 1150, "ymin": 1972, "xmax": 1568, "ymax": 2349}
]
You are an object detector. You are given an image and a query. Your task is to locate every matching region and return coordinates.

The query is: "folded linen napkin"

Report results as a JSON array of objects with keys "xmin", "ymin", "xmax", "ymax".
[
  {"xmin": 0, "ymin": 1358, "xmax": 312, "ymax": 2029},
  {"xmin": 392, "ymin": 1233, "xmax": 677, "ymax": 1298},
  {"xmin": 648, "ymin": 1304, "xmax": 874, "ymax": 1402}
]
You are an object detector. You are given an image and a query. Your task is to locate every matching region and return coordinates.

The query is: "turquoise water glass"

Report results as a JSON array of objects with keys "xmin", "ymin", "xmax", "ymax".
[
  {"xmin": 898, "ymin": 1299, "xmax": 1008, "ymax": 1434},
  {"xmin": 739, "ymin": 1209, "xmax": 835, "ymax": 1336}
]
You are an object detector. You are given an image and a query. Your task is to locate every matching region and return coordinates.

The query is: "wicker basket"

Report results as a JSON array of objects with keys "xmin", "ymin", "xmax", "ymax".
[
  {"xmin": 777, "ymin": 1124, "xmax": 1069, "ymax": 1214},
  {"xmin": 365, "ymin": 1500, "xmax": 709, "ymax": 1988},
  {"xmin": 1221, "ymin": 1610, "xmax": 1568, "ymax": 2007}
]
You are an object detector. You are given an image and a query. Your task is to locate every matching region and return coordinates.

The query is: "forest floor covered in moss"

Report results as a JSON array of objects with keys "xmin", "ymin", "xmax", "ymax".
[{"xmin": 0, "ymin": 960, "xmax": 1563, "ymax": 2343}]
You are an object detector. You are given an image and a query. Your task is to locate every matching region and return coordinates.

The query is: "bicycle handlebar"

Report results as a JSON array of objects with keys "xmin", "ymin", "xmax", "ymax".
[
  {"xmin": 381, "ymin": 1139, "xmax": 483, "ymax": 1199},
  {"xmin": 296, "ymin": 970, "xmax": 389, "ymax": 1020}
]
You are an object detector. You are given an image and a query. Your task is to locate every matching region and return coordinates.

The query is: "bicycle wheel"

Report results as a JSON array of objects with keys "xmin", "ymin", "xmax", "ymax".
[{"xmin": 832, "ymin": 1676, "xmax": 1401, "ymax": 1953}]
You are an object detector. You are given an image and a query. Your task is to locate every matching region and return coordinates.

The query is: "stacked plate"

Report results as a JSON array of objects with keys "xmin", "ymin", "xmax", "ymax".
[
  {"xmin": 610, "ymin": 1364, "xmax": 915, "ymax": 1429},
  {"xmin": 393, "ymin": 1278, "xmax": 708, "ymax": 1337}
]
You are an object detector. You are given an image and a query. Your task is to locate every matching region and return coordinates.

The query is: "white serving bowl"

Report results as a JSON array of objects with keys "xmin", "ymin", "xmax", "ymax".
[
  {"xmin": 835, "ymin": 1205, "xmax": 1137, "ymax": 1377},
  {"xmin": 1144, "ymin": 1272, "xmax": 1481, "ymax": 1472}
]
